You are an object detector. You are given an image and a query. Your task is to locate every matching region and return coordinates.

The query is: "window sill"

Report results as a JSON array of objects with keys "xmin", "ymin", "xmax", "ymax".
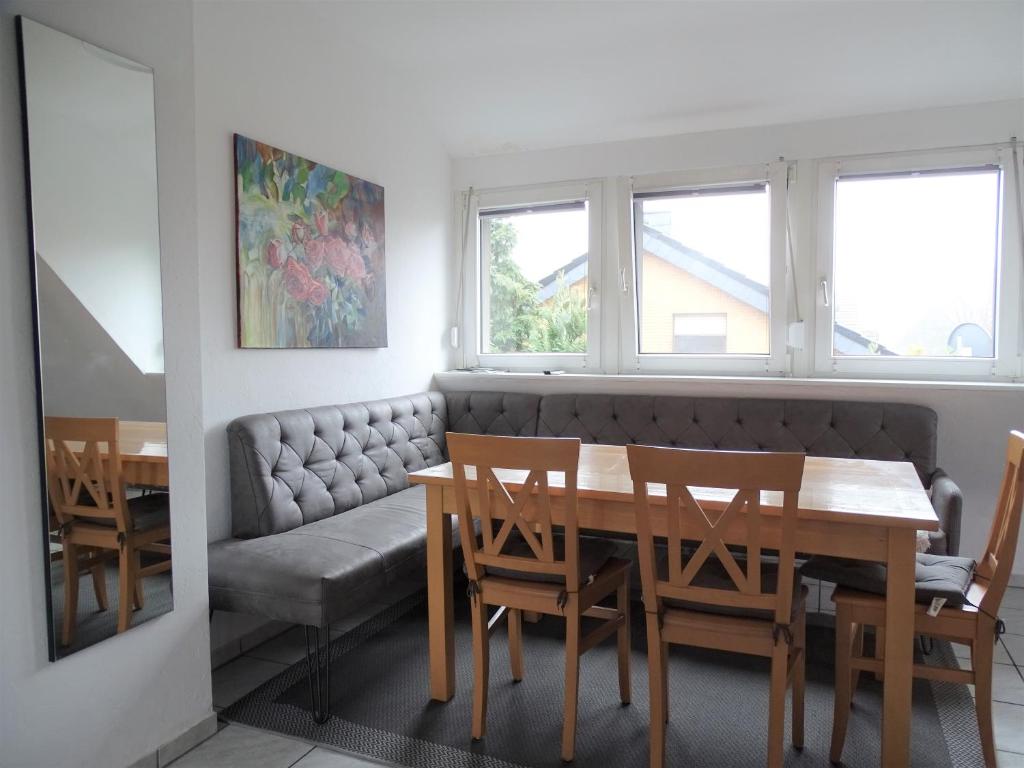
[{"xmin": 434, "ymin": 369, "xmax": 1024, "ymax": 395}]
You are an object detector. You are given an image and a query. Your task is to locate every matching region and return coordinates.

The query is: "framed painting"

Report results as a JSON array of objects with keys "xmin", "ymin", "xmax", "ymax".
[{"xmin": 234, "ymin": 134, "xmax": 387, "ymax": 348}]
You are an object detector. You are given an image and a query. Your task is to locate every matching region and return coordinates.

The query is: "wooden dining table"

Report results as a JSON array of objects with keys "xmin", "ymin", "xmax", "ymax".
[
  {"xmin": 409, "ymin": 443, "xmax": 939, "ymax": 767},
  {"xmin": 61, "ymin": 420, "xmax": 169, "ymax": 488}
]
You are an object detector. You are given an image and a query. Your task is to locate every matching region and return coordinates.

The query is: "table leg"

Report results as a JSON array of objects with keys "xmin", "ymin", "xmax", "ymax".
[
  {"xmin": 426, "ymin": 484, "xmax": 455, "ymax": 701},
  {"xmin": 881, "ymin": 527, "xmax": 916, "ymax": 766}
]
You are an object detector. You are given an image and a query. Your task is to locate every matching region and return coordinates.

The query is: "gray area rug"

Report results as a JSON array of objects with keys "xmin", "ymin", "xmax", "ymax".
[
  {"xmin": 222, "ymin": 592, "xmax": 984, "ymax": 767},
  {"xmin": 49, "ymin": 558, "xmax": 173, "ymax": 657}
]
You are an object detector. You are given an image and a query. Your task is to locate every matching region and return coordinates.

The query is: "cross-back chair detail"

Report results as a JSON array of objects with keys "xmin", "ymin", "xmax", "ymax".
[
  {"xmin": 629, "ymin": 446, "xmax": 806, "ymax": 629},
  {"xmin": 453, "ymin": 435, "xmax": 580, "ymax": 588},
  {"xmin": 627, "ymin": 444, "xmax": 807, "ymax": 768},
  {"xmin": 447, "ymin": 432, "xmax": 631, "ymax": 763},
  {"xmin": 46, "ymin": 417, "xmax": 129, "ymax": 531}
]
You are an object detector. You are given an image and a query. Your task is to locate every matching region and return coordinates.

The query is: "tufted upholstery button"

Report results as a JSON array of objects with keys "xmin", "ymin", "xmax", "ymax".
[{"xmin": 612, "ymin": 413, "xmax": 618, "ymax": 420}]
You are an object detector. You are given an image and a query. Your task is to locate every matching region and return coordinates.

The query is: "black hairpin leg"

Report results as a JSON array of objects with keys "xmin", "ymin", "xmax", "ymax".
[{"xmin": 304, "ymin": 625, "xmax": 331, "ymax": 724}]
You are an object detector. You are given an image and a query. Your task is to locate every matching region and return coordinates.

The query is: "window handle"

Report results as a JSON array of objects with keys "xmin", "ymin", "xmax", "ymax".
[
  {"xmin": 820, "ymin": 278, "xmax": 830, "ymax": 308},
  {"xmin": 620, "ymin": 266, "xmax": 629, "ymax": 293},
  {"xmin": 586, "ymin": 285, "xmax": 597, "ymax": 311}
]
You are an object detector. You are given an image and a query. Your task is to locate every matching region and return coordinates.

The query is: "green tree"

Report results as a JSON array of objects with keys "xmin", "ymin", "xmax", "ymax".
[{"xmin": 486, "ymin": 219, "xmax": 588, "ymax": 353}]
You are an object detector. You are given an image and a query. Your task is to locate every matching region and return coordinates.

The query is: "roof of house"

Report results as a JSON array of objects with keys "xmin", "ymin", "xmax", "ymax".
[{"xmin": 535, "ymin": 226, "xmax": 894, "ymax": 355}]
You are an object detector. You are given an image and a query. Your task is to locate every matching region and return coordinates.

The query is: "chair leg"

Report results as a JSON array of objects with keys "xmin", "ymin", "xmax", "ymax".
[
  {"xmin": 133, "ymin": 552, "xmax": 145, "ymax": 610},
  {"xmin": 470, "ymin": 596, "xmax": 490, "ymax": 741},
  {"xmin": 303, "ymin": 625, "xmax": 331, "ymax": 724},
  {"xmin": 792, "ymin": 611, "xmax": 806, "ymax": 750},
  {"xmin": 851, "ymin": 622, "xmax": 865, "ymax": 699},
  {"xmin": 767, "ymin": 641, "xmax": 789, "ymax": 768},
  {"xmin": 972, "ymin": 623, "xmax": 998, "ymax": 768},
  {"xmin": 561, "ymin": 604, "xmax": 581, "ymax": 763},
  {"xmin": 617, "ymin": 581, "xmax": 631, "ymax": 705},
  {"xmin": 660, "ymin": 641, "xmax": 669, "ymax": 723},
  {"xmin": 873, "ymin": 625, "xmax": 885, "ymax": 682},
  {"xmin": 89, "ymin": 558, "xmax": 108, "ymax": 611},
  {"xmin": 61, "ymin": 542, "xmax": 80, "ymax": 647},
  {"xmin": 830, "ymin": 607, "xmax": 856, "ymax": 764},
  {"xmin": 508, "ymin": 608, "xmax": 524, "ymax": 683},
  {"xmin": 117, "ymin": 546, "xmax": 134, "ymax": 633},
  {"xmin": 645, "ymin": 612, "xmax": 666, "ymax": 768}
]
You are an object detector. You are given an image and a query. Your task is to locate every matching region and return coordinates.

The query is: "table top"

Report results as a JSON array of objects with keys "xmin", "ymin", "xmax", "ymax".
[
  {"xmin": 409, "ymin": 443, "xmax": 938, "ymax": 531},
  {"xmin": 59, "ymin": 420, "xmax": 167, "ymax": 463}
]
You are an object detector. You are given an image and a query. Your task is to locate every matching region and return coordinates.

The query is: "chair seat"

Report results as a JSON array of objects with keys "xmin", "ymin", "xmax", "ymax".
[
  {"xmin": 662, "ymin": 555, "xmax": 804, "ymax": 621},
  {"xmin": 472, "ymin": 533, "xmax": 617, "ymax": 586},
  {"xmin": 78, "ymin": 493, "xmax": 170, "ymax": 532},
  {"xmin": 801, "ymin": 552, "xmax": 976, "ymax": 607}
]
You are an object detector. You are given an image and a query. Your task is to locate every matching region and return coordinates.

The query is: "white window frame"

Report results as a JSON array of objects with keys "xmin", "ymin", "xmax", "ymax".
[
  {"xmin": 462, "ymin": 182, "xmax": 603, "ymax": 371},
  {"xmin": 814, "ymin": 147, "xmax": 1022, "ymax": 380},
  {"xmin": 620, "ymin": 163, "xmax": 789, "ymax": 375}
]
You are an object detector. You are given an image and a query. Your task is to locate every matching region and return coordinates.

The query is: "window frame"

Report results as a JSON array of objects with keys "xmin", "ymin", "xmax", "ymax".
[
  {"xmin": 462, "ymin": 182, "xmax": 603, "ymax": 371},
  {"xmin": 619, "ymin": 162, "xmax": 790, "ymax": 375},
  {"xmin": 813, "ymin": 148, "xmax": 1022, "ymax": 379}
]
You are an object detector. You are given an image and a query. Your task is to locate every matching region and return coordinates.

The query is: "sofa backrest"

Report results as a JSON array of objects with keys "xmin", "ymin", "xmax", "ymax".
[
  {"xmin": 227, "ymin": 392, "xmax": 446, "ymax": 538},
  {"xmin": 535, "ymin": 394, "xmax": 937, "ymax": 484}
]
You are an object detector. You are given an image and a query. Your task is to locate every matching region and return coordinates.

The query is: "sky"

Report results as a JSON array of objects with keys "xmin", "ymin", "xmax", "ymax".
[{"xmin": 484, "ymin": 170, "xmax": 1001, "ymax": 357}]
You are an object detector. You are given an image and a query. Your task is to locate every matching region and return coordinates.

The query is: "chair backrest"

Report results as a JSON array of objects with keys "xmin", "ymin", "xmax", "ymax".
[
  {"xmin": 976, "ymin": 430, "xmax": 1024, "ymax": 616},
  {"xmin": 626, "ymin": 444, "xmax": 806, "ymax": 625},
  {"xmin": 44, "ymin": 417, "xmax": 130, "ymax": 532},
  {"xmin": 447, "ymin": 432, "xmax": 583, "ymax": 590}
]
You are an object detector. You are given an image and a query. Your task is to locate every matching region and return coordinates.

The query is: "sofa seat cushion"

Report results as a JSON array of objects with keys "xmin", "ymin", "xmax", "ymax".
[
  {"xmin": 800, "ymin": 553, "xmax": 976, "ymax": 607},
  {"xmin": 209, "ymin": 485, "xmax": 448, "ymax": 626},
  {"xmin": 662, "ymin": 555, "xmax": 803, "ymax": 621},
  {"xmin": 473, "ymin": 533, "xmax": 617, "ymax": 586},
  {"xmin": 298, "ymin": 484, "xmax": 434, "ymax": 579}
]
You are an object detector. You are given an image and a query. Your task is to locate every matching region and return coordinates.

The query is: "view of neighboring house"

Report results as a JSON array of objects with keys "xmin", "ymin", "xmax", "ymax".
[{"xmin": 537, "ymin": 226, "xmax": 891, "ymax": 356}]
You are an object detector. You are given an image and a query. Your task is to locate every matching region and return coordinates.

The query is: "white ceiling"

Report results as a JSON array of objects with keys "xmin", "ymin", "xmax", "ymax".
[{"xmin": 222, "ymin": 1, "xmax": 1024, "ymax": 158}]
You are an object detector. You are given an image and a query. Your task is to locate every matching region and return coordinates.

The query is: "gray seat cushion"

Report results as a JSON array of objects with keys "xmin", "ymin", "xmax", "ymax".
[
  {"xmin": 662, "ymin": 555, "xmax": 803, "ymax": 620},
  {"xmin": 800, "ymin": 552, "xmax": 976, "ymax": 607},
  {"xmin": 476, "ymin": 534, "xmax": 617, "ymax": 586},
  {"xmin": 209, "ymin": 485, "xmax": 454, "ymax": 626},
  {"xmin": 78, "ymin": 493, "xmax": 170, "ymax": 532}
]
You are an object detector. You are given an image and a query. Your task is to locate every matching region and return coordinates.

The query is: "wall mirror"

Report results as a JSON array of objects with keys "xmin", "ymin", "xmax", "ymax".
[{"xmin": 17, "ymin": 17, "xmax": 172, "ymax": 660}]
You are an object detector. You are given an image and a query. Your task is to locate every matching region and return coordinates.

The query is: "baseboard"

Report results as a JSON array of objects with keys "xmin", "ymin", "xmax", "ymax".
[
  {"xmin": 126, "ymin": 712, "xmax": 218, "ymax": 768},
  {"xmin": 1010, "ymin": 573, "xmax": 1024, "ymax": 589}
]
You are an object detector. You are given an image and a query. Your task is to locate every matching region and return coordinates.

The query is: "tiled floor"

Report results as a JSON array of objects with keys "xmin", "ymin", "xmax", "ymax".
[{"xmin": 170, "ymin": 586, "xmax": 1024, "ymax": 768}]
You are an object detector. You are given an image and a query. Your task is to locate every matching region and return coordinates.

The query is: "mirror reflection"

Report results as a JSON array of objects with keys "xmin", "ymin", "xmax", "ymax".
[{"xmin": 19, "ymin": 17, "xmax": 172, "ymax": 659}]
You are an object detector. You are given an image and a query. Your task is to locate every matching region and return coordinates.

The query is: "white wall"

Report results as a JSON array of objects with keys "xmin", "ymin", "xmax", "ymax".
[
  {"xmin": 451, "ymin": 101, "xmax": 1024, "ymax": 576},
  {"xmin": 0, "ymin": 2, "xmax": 211, "ymax": 767},
  {"xmin": 193, "ymin": 2, "xmax": 453, "ymax": 645}
]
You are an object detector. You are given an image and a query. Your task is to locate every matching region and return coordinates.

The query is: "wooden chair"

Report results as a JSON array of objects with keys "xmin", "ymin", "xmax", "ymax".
[
  {"xmin": 448, "ymin": 432, "xmax": 632, "ymax": 763},
  {"xmin": 44, "ymin": 417, "xmax": 172, "ymax": 645},
  {"xmin": 829, "ymin": 431, "xmax": 1024, "ymax": 768},
  {"xmin": 626, "ymin": 444, "xmax": 808, "ymax": 768}
]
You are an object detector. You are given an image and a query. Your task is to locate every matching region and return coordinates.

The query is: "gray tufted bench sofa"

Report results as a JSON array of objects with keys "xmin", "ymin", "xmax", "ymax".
[{"xmin": 207, "ymin": 389, "xmax": 962, "ymax": 720}]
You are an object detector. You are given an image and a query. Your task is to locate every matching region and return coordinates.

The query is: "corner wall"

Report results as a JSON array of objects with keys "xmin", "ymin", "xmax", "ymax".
[{"xmin": 0, "ymin": 2, "xmax": 211, "ymax": 767}]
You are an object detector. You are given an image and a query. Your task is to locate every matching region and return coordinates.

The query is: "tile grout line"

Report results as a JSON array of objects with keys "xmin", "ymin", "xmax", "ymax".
[{"xmin": 284, "ymin": 744, "xmax": 317, "ymax": 768}]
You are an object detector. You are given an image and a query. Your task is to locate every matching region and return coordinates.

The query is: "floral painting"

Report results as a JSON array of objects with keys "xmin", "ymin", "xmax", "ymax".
[{"xmin": 235, "ymin": 134, "xmax": 386, "ymax": 348}]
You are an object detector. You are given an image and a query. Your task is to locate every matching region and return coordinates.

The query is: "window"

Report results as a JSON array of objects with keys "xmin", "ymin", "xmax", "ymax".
[
  {"xmin": 462, "ymin": 183, "xmax": 603, "ymax": 370},
  {"xmin": 816, "ymin": 149, "xmax": 1021, "ymax": 378},
  {"xmin": 622, "ymin": 164, "xmax": 789, "ymax": 373}
]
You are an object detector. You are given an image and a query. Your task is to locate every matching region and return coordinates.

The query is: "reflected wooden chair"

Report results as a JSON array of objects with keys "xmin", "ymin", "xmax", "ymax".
[
  {"xmin": 44, "ymin": 417, "xmax": 172, "ymax": 645},
  {"xmin": 448, "ymin": 432, "xmax": 632, "ymax": 763},
  {"xmin": 828, "ymin": 431, "xmax": 1024, "ymax": 768},
  {"xmin": 626, "ymin": 444, "xmax": 807, "ymax": 768}
]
